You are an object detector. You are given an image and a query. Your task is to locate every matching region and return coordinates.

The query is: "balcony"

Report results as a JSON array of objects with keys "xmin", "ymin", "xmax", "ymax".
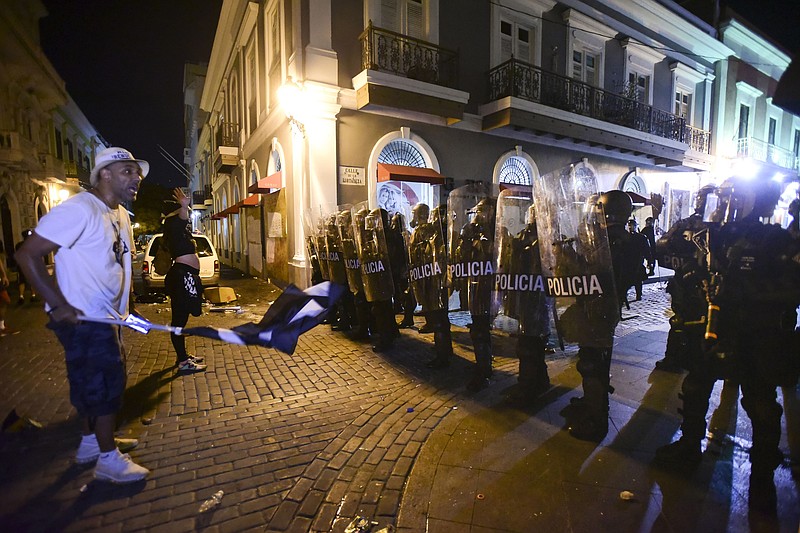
[
  {"xmin": 214, "ymin": 121, "xmax": 239, "ymax": 174},
  {"xmin": 354, "ymin": 23, "xmax": 468, "ymax": 122},
  {"xmin": 482, "ymin": 58, "xmax": 713, "ymax": 168},
  {"xmin": 38, "ymin": 152, "xmax": 65, "ymax": 180},
  {"xmin": 0, "ymin": 130, "xmax": 40, "ymax": 170},
  {"xmin": 192, "ymin": 185, "xmax": 213, "ymax": 210},
  {"xmin": 736, "ymin": 137, "xmax": 797, "ymax": 171}
]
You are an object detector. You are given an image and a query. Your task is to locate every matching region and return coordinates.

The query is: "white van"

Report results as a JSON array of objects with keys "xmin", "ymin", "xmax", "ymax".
[{"xmin": 141, "ymin": 233, "xmax": 220, "ymax": 291}]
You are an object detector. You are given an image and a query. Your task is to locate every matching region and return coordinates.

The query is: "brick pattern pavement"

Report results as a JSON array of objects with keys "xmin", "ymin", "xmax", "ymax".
[{"xmin": 0, "ymin": 275, "xmax": 677, "ymax": 532}]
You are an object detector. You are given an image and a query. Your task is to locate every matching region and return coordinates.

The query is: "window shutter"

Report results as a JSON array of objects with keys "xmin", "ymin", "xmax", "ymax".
[
  {"xmin": 381, "ymin": 0, "xmax": 398, "ymax": 31},
  {"xmin": 517, "ymin": 27, "xmax": 530, "ymax": 63},
  {"xmin": 407, "ymin": 0, "xmax": 424, "ymax": 39},
  {"xmin": 500, "ymin": 20, "xmax": 513, "ymax": 62}
]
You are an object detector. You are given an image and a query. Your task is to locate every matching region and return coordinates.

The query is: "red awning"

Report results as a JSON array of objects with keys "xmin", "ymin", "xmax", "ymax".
[
  {"xmin": 219, "ymin": 204, "xmax": 240, "ymax": 216},
  {"xmin": 237, "ymin": 194, "xmax": 260, "ymax": 208},
  {"xmin": 211, "ymin": 213, "xmax": 225, "ymax": 220},
  {"xmin": 626, "ymin": 191, "xmax": 651, "ymax": 205},
  {"xmin": 248, "ymin": 171, "xmax": 282, "ymax": 193},
  {"xmin": 377, "ymin": 163, "xmax": 446, "ymax": 184}
]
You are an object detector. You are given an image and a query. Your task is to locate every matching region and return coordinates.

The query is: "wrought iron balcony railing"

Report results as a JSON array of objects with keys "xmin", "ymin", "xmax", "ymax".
[
  {"xmin": 215, "ymin": 121, "xmax": 239, "ymax": 148},
  {"xmin": 359, "ymin": 22, "xmax": 459, "ymax": 89},
  {"xmin": 488, "ymin": 58, "xmax": 711, "ymax": 153},
  {"xmin": 736, "ymin": 137, "xmax": 797, "ymax": 170},
  {"xmin": 192, "ymin": 185, "xmax": 213, "ymax": 206}
]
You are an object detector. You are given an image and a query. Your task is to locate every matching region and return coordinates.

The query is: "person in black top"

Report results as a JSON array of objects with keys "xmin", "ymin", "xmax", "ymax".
[
  {"xmin": 162, "ymin": 188, "xmax": 207, "ymax": 373},
  {"xmin": 626, "ymin": 218, "xmax": 651, "ymax": 301},
  {"xmin": 641, "ymin": 217, "xmax": 657, "ymax": 275}
]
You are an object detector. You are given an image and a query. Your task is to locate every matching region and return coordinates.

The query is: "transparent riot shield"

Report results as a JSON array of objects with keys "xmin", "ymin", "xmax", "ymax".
[
  {"xmin": 407, "ymin": 186, "xmax": 449, "ymax": 313},
  {"xmin": 491, "ymin": 186, "xmax": 551, "ymax": 337},
  {"xmin": 321, "ymin": 203, "xmax": 348, "ymax": 286},
  {"xmin": 303, "ymin": 209, "xmax": 327, "ymax": 281},
  {"xmin": 533, "ymin": 165, "xmax": 617, "ymax": 348},
  {"xmin": 336, "ymin": 204, "xmax": 363, "ymax": 295},
  {"xmin": 351, "ymin": 201, "xmax": 394, "ymax": 302},
  {"xmin": 447, "ymin": 182, "xmax": 500, "ymax": 317}
]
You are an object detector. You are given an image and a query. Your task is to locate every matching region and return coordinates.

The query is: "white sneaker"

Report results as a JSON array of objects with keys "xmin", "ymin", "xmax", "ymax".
[
  {"xmin": 75, "ymin": 435, "xmax": 139, "ymax": 464},
  {"xmin": 94, "ymin": 449, "xmax": 149, "ymax": 483}
]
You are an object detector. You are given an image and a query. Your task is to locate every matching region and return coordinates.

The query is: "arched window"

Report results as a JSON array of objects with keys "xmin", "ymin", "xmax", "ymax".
[
  {"xmin": 498, "ymin": 156, "xmax": 531, "ymax": 185},
  {"xmin": 493, "ymin": 147, "xmax": 538, "ymax": 187},
  {"xmin": 378, "ymin": 140, "xmax": 426, "ymax": 166}
]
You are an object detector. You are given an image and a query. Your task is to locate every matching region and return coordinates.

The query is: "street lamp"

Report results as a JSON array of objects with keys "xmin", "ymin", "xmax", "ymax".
[{"xmin": 278, "ymin": 77, "xmax": 305, "ymax": 136}]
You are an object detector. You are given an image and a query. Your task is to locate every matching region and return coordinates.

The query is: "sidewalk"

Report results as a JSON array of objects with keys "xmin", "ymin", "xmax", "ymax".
[{"xmin": 0, "ymin": 274, "xmax": 798, "ymax": 532}]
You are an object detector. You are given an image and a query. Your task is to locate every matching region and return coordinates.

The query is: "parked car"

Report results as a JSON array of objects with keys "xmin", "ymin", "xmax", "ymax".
[{"xmin": 141, "ymin": 233, "xmax": 220, "ymax": 292}]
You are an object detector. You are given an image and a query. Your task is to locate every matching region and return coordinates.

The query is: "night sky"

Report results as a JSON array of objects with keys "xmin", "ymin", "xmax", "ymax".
[
  {"xmin": 40, "ymin": 0, "xmax": 222, "ymax": 188},
  {"xmin": 38, "ymin": 1, "xmax": 798, "ymax": 188}
]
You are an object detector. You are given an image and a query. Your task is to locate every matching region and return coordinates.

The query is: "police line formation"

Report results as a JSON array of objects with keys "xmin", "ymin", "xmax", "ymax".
[{"xmin": 305, "ymin": 164, "xmax": 800, "ymax": 513}]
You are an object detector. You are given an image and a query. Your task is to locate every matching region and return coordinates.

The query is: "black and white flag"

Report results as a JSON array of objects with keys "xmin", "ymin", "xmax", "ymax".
[{"xmin": 89, "ymin": 282, "xmax": 346, "ymax": 355}]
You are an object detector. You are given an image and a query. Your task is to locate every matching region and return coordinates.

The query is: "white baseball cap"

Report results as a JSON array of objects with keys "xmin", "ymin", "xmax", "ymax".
[{"xmin": 89, "ymin": 147, "xmax": 150, "ymax": 186}]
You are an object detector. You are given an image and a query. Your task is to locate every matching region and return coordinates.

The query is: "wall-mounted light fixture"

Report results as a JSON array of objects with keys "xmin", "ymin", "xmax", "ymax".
[{"xmin": 278, "ymin": 76, "xmax": 305, "ymax": 137}]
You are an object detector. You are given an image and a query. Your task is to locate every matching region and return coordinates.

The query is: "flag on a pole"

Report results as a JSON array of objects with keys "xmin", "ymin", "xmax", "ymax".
[{"xmin": 86, "ymin": 282, "xmax": 346, "ymax": 355}]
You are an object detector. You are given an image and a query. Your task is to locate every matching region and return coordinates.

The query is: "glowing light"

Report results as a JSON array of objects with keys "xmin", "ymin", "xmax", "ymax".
[
  {"xmin": 729, "ymin": 158, "xmax": 758, "ymax": 180},
  {"xmin": 278, "ymin": 77, "xmax": 305, "ymax": 136},
  {"xmin": 58, "ymin": 189, "xmax": 70, "ymax": 201}
]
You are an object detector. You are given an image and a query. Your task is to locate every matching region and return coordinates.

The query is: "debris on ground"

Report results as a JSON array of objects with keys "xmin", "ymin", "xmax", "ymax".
[{"xmin": 2, "ymin": 409, "xmax": 43, "ymax": 433}]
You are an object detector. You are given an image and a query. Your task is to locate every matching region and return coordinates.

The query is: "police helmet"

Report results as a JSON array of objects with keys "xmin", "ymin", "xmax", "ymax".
[
  {"xmin": 411, "ymin": 203, "xmax": 430, "ymax": 227},
  {"xmin": 525, "ymin": 204, "xmax": 537, "ymax": 225},
  {"xmin": 597, "ymin": 190, "xmax": 633, "ymax": 225},
  {"xmin": 693, "ymin": 184, "xmax": 716, "ymax": 215},
  {"xmin": 467, "ymin": 198, "xmax": 494, "ymax": 224},
  {"xmin": 336, "ymin": 209, "xmax": 352, "ymax": 228},
  {"xmin": 365, "ymin": 208, "xmax": 383, "ymax": 230},
  {"xmin": 715, "ymin": 178, "xmax": 781, "ymax": 223}
]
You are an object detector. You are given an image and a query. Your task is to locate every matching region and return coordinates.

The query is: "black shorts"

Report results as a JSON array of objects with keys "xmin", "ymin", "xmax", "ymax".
[
  {"xmin": 48, "ymin": 321, "xmax": 127, "ymax": 417},
  {"xmin": 165, "ymin": 263, "xmax": 204, "ymax": 317}
]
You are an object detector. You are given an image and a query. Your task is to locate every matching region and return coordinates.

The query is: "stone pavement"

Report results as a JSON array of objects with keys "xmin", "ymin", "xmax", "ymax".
[{"xmin": 0, "ymin": 270, "xmax": 798, "ymax": 532}]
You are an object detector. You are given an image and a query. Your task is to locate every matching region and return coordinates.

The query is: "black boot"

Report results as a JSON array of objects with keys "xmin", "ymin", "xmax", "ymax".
[
  {"xmin": 427, "ymin": 320, "xmax": 453, "ymax": 369},
  {"xmin": 568, "ymin": 375, "xmax": 609, "ymax": 442}
]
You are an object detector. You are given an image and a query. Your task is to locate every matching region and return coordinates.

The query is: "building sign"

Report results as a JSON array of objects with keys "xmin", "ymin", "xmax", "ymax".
[{"xmin": 339, "ymin": 166, "xmax": 365, "ymax": 186}]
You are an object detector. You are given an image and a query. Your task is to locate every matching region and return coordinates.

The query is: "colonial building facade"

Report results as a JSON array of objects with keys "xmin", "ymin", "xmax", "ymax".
[
  {"xmin": 0, "ymin": 0, "xmax": 106, "ymax": 261},
  {"xmin": 191, "ymin": 0, "xmax": 798, "ymax": 288}
]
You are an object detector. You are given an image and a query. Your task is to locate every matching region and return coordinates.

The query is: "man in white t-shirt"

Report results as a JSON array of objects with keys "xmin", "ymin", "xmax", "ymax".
[{"xmin": 16, "ymin": 147, "xmax": 150, "ymax": 484}]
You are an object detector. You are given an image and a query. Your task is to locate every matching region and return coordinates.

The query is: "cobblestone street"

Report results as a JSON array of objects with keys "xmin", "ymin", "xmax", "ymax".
[{"xmin": 0, "ymin": 269, "xmax": 798, "ymax": 532}]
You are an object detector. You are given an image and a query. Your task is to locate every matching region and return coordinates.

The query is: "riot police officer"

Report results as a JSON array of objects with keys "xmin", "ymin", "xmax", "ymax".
[
  {"xmin": 571, "ymin": 190, "xmax": 636, "ymax": 440},
  {"xmin": 408, "ymin": 202, "xmax": 453, "ymax": 368},
  {"xmin": 653, "ymin": 184, "xmax": 716, "ymax": 373},
  {"xmin": 493, "ymin": 194, "xmax": 552, "ymax": 403},
  {"xmin": 387, "ymin": 211, "xmax": 414, "ymax": 327},
  {"xmin": 323, "ymin": 212, "xmax": 354, "ymax": 331},
  {"xmin": 353, "ymin": 204, "xmax": 397, "ymax": 352},
  {"xmin": 450, "ymin": 187, "xmax": 498, "ymax": 392},
  {"xmin": 655, "ymin": 177, "xmax": 800, "ymax": 514},
  {"xmin": 339, "ymin": 207, "xmax": 370, "ymax": 340}
]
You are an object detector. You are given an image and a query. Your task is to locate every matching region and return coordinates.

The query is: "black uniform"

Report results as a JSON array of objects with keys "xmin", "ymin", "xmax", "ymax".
[
  {"xmin": 408, "ymin": 203, "xmax": 452, "ymax": 368},
  {"xmin": 655, "ymin": 179, "xmax": 800, "ymax": 513},
  {"xmin": 453, "ymin": 198, "xmax": 496, "ymax": 391},
  {"xmin": 625, "ymin": 220, "xmax": 650, "ymax": 301},
  {"xmin": 558, "ymin": 190, "xmax": 634, "ymax": 441},
  {"xmin": 653, "ymin": 211, "xmax": 709, "ymax": 372},
  {"xmin": 354, "ymin": 207, "xmax": 396, "ymax": 352},
  {"xmin": 337, "ymin": 208, "xmax": 370, "ymax": 341},
  {"xmin": 500, "ymin": 206, "xmax": 552, "ymax": 401}
]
